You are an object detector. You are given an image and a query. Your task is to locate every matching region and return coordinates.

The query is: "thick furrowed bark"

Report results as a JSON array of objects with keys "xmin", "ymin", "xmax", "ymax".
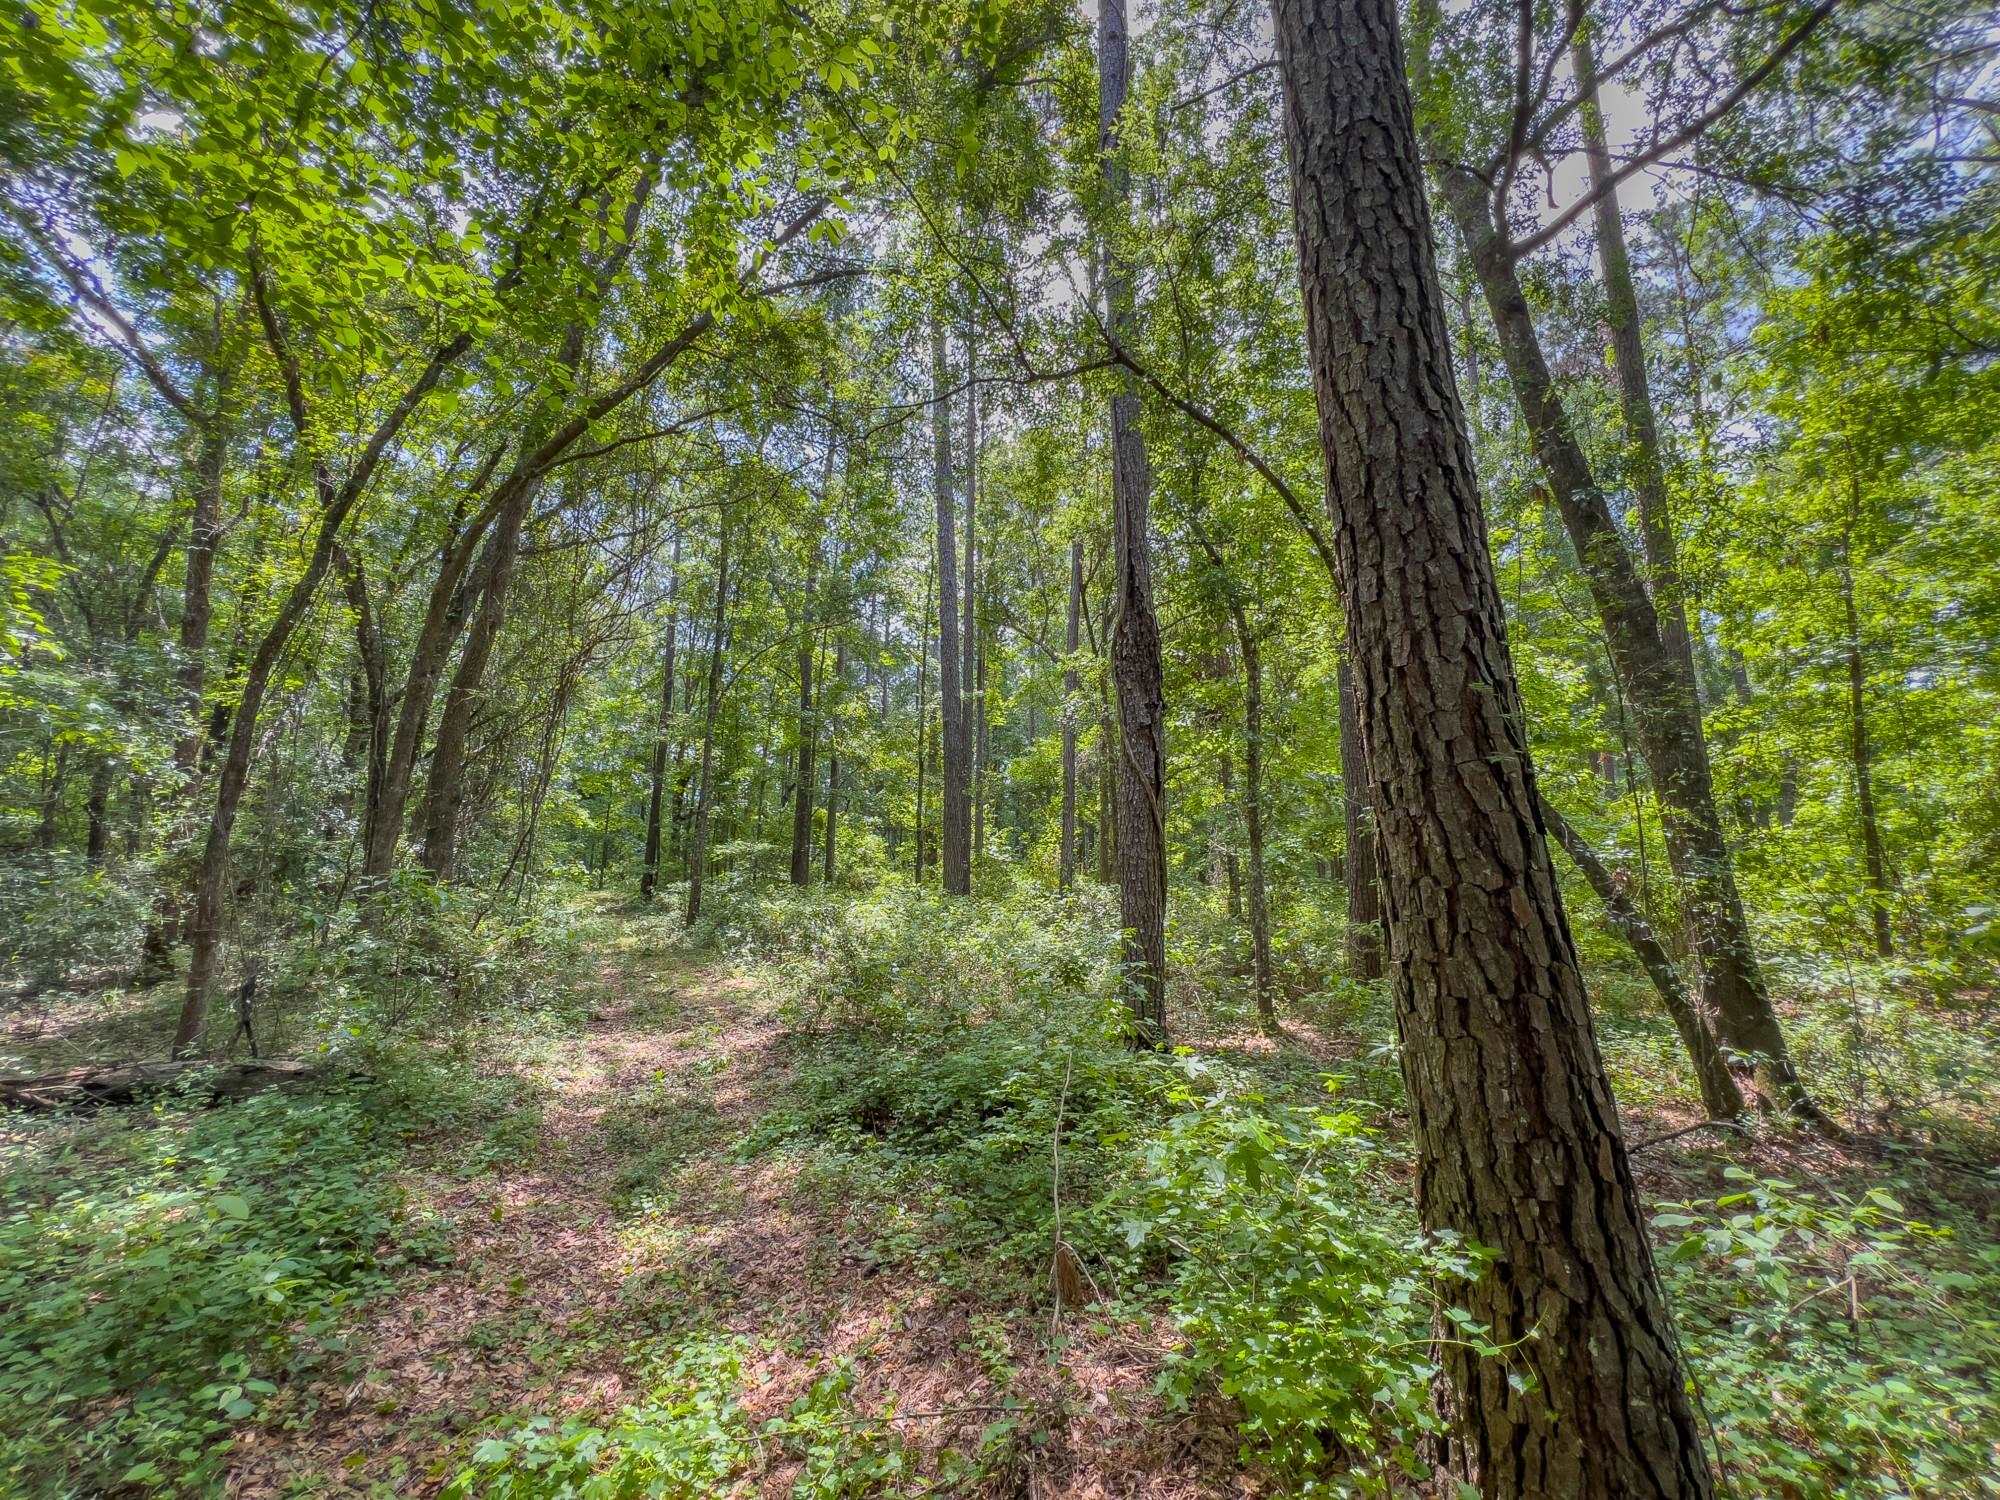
[{"xmin": 1273, "ymin": 0, "xmax": 1716, "ymax": 1488}]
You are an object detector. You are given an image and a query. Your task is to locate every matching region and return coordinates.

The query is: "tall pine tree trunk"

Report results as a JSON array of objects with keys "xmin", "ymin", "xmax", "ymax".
[
  {"xmin": 1100, "ymin": 0, "xmax": 1168, "ymax": 1039},
  {"xmin": 1272, "ymin": 0, "xmax": 1715, "ymax": 1489}
]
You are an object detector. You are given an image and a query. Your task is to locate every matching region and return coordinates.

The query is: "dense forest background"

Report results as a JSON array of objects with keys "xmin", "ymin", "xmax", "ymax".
[{"xmin": 2, "ymin": 0, "xmax": 1996, "ymax": 1493}]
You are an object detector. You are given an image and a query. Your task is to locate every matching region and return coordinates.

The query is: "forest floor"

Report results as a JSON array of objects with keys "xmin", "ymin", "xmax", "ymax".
[
  {"xmin": 9, "ymin": 893, "xmax": 1996, "ymax": 1499},
  {"xmin": 225, "ymin": 913, "xmax": 1241, "ymax": 1498}
]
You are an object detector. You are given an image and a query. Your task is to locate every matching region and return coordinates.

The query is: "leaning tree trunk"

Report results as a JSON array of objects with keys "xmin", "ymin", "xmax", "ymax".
[
  {"xmin": 1437, "ymin": 165, "xmax": 1812, "ymax": 1115},
  {"xmin": 1100, "ymin": 0, "xmax": 1168, "ymax": 1041},
  {"xmin": 685, "ymin": 522, "xmax": 731, "ymax": 927},
  {"xmin": 1540, "ymin": 799, "xmax": 1744, "ymax": 1118},
  {"xmin": 361, "ymin": 483, "xmax": 504, "ymax": 883},
  {"xmin": 174, "ymin": 494, "xmax": 366, "ymax": 1056},
  {"xmin": 1271, "ymin": 0, "xmax": 1716, "ymax": 1492},
  {"xmin": 931, "ymin": 322, "xmax": 971, "ymax": 896},
  {"xmin": 1060, "ymin": 538, "xmax": 1083, "ymax": 890},
  {"xmin": 641, "ymin": 531, "xmax": 683, "ymax": 899},
  {"xmin": 1335, "ymin": 653, "xmax": 1383, "ymax": 980}
]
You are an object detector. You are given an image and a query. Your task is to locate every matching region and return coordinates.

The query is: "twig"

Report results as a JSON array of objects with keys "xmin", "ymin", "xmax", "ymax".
[{"xmin": 1631, "ymin": 1117, "xmax": 1749, "ymax": 1153}]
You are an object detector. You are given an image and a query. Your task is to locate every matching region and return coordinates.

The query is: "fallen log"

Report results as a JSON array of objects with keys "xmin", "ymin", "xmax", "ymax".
[{"xmin": 0, "ymin": 1058, "xmax": 320, "ymax": 1112}]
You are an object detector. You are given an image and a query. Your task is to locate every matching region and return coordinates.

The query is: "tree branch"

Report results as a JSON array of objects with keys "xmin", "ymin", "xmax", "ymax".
[{"xmin": 1507, "ymin": 0, "xmax": 1839, "ymax": 261}]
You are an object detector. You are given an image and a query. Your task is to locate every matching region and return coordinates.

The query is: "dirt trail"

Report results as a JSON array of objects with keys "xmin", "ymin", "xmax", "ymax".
[{"xmin": 229, "ymin": 925, "xmax": 1236, "ymax": 1497}]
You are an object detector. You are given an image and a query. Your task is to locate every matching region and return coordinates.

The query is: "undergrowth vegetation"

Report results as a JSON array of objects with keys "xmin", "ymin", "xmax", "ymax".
[
  {"xmin": 4, "ymin": 881, "xmax": 1997, "ymax": 1496},
  {"xmin": 694, "ymin": 881, "xmax": 2000, "ymax": 1498},
  {"xmin": 0, "ymin": 1058, "xmax": 531, "ymax": 1495}
]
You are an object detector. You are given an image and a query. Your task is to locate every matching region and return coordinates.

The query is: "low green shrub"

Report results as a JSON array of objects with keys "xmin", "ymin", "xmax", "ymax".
[
  {"xmin": 1662, "ymin": 1169, "xmax": 2000, "ymax": 1498},
  {"xmin": 443, "ymin": 1336, "xmax": 757, "ymax": 1499},
  {"xmin": 1106, "ymin": 1074, "xmax": 1474, "ymax": 1492},
  {"xmin": 0, "ymin": 1080, "xmax": 433, "ymax": 1493},
  {"xmin": 442, "ymin": 1338, "xmax": 934, "ymax": 1499}
]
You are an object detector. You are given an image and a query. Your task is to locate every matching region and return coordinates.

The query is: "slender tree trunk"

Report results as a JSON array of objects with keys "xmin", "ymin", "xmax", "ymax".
[
  {"xmin": 418, "ymin": 477, "xmax": 536, "ymax": 881},
  {"xmin": 1436, "ymin": 164, "xmax": 1813, "ymax": 1114},
  {"xmin": 362, "ymin": 484, "xmax": 505, "ymax": 882},
  {"xmin": 824, "ymin": 639, "xmax": 844, "ymax": 883},
  {"xmin": 1541, "ymin": 800, "xmax": 1744, "ymax": 1117},
  {"xmin": 1100, "ymin": 0, "xmax": 1168, "ymax": 1039},
  {"xmin": 1096, "ymin": 677, "xmax": 1116, "ymax": 885},
  {"xmin": 641, "ymin": 532, "xmax": 683, "ymax": 899},
  {"xmin": 1059, "ymin": 538, "xmax": 1083, "ymax": 890},
  {"xmin": 1841, "ymin": 533, "xmax": 1893, "ymax": 959},
  {"xmin": 1236, "ymin": 626, "xmax": 1275, "ymax": 1027},
  {"xmin": 1272, "ymin": 1, "xmax": 1716, "ymax": 1491},
  {"xmin": 84, "ymin": 759, "xmax": 112, "ymax": 864},
  {"xmin": 1336, "ymin": 653, "xmax": 1383, "ymax": 980},
  {"xmin": 789, "ymin": 542, "xmax": 819, "ymax": 886},
  {"xmin": 1574, "ymin": 23, "xmax": 1698, "ymax": 688},
  {"xmin": 174, "ymin": 417, "xmax": 228, "ymax": 780},
  {"xmin": 964, "ymin": 325, "xmax": 984, "ymax": 878},
  {"xmin": 932, "ymin": 322, "xmax": 971, "ymax": 895},
  {"xmin": 686, "ymin": 521, "xmax": 731, "ymax": 926},
  {"xmin": 137, "ymin": 414, "xmax": 231, "ymax": 977},
  {"xmin": 915, "ymin": 549, "xmax": 932, "ymax": 883},
  {"xmin": 338, "ymin": 547, "xmax": 391, "ymax": 862}
]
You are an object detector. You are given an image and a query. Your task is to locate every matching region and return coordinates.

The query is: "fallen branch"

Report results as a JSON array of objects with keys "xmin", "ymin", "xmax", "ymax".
[
  {"xmin": 1630, "ymin": 1117, "xmax": 1749, "ymax": 1153},
  {"xmin": 0, "ymin": 1058, "xmax": 324, "ymax": 1112}
]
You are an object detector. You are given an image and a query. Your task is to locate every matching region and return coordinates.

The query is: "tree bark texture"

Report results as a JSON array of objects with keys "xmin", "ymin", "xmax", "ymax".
[
  {"xmin": 1101, "ymin": 0, "xmax": 1168, "ymax": 1040},
  {"xmin": 1272, "ymin": 0, "xmax": 1715, "ymax": 1491},
  {"xmin": 1336, "ymin": 652, "xmax": 1384, "ymax": 980}
]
